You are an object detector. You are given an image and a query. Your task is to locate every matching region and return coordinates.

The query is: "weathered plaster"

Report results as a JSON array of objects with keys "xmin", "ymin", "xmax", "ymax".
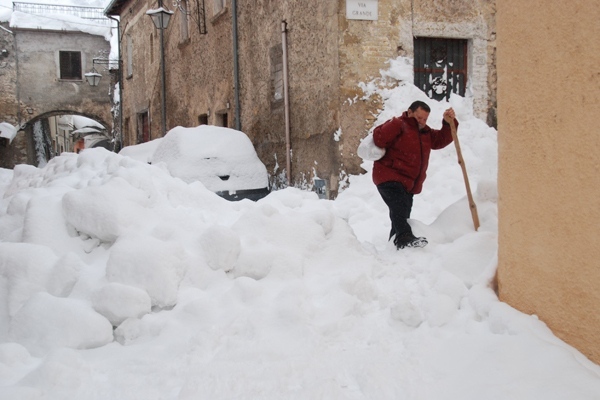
[{"xmin": 497, "ymin": 0, "xmax": 600, "ymax": 364}]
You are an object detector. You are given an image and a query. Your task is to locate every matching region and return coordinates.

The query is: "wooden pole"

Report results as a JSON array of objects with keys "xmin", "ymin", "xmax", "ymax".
[{"xmin": 449, "ymin": 120, "xmax": 480, "ymax": 231}]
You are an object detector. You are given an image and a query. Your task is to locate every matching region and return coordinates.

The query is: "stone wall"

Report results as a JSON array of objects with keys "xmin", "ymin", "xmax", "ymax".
[
  {"xmin": 338, "ymin": 0, "xmax": 405, "ymax": 190},
  {"xmin": 13, "ymin": 29, "xmax": 112, "ymax": 128},
  {"xmin": 0, "ymin": 22, "xmax": 25, "ymax": 169},
  {"xmin": 337, "ymin": 0, "xmax": 496, "ymax": 195},
  {"xmin": 0, "ymin": 23, "xmax": 17, "ymax": 127},
  {"xmin": 0, "ymin": 27, "xmax": 112, "ymax": 168},
  {"xmin": 117, "ymin": 0, "xmax": 236, "ymax": 146},
  {"xmin": 118, "ymin": 0, "xmax": 157, "ymax": 146},
  {"xmin": 497, "ymin": 0, "xmax": 600, "ymax": 364},
  {"xmin": 113, "ymin": 0, "xmax": 496, "ymax": 198},
  {"xmin": 236, "ymin": 1, "xmax": 341, "ymax": 192}
]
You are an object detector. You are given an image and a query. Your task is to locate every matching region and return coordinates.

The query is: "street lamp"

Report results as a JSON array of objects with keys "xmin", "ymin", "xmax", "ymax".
[
  {"xmin": 85, "ymin": 58, "xmax": 120, "ymax": 87},
  {"xmin": 147, "ymin": 5, "xmax": 173, "ymax": 29},
  {"xmin": 85, "ymin": 58, "xmax": 122, "ymax": 152},
  {"xmin": 84, "ymin": 66, "xmax": 102, "ymax": 87},
  {"xmin": 146, "ymin": 2, "xmax": 173, "ymax": 136}
]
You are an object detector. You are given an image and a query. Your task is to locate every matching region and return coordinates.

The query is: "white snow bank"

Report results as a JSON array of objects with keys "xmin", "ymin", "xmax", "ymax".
[
  {"xmin": 0, "ymin": 57, "xmax": 598, "ymax": 399},
  {"xmin": 9, "ymin": 292, "xmax": 113, "ymax": 356}
]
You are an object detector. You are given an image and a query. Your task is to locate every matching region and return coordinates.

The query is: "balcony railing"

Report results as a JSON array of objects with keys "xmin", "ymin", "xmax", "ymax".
[{"xmin": 12, "ymin": 2, "xmax": 112, "ymax": 26}]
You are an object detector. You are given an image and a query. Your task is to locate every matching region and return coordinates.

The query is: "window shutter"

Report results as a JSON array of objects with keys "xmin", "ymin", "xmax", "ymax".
[{"xmin": 59, "ymin": 51, "xmax": 82, "ymax": 80}]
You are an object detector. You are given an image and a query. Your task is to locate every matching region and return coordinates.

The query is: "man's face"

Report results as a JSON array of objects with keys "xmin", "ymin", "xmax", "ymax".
[{"xmin": 407, "ymin": 107, "xmax": 430, "ymax": 129}]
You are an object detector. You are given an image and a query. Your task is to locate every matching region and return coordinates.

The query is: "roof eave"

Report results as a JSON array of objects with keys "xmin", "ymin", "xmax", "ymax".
[{"xmin": 104, "ymin": 0, "xmax": 129, "ymax": 16}]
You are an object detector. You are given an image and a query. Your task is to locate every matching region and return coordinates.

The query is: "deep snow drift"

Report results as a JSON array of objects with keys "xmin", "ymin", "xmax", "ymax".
[{"xmin": 1, "ymin": 61, "xmax": 599, "ymax": 399}]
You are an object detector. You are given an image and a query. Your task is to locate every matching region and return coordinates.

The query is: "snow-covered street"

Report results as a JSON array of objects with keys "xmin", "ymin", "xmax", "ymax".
[{"xmin": 1, "ymin": 65, "xmax": 600, "ymax": 398}]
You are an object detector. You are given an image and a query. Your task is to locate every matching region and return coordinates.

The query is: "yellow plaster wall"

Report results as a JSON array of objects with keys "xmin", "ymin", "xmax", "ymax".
[{"xmin": 496, "ymin": 0, "xmax": 600, "ymax": 363}]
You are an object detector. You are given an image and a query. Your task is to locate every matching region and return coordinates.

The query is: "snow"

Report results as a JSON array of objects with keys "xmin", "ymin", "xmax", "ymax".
[
  {"xmin": 0, "ymin": 59, "xmax": 599, "ymax": 399},
  {"xmin": 2, "ymin": 0, "xmax": 112, "ymax": 39},
  {"xmin": 0, "ymin": 0, "xmax": 12, "ymax": 22},
  {"xmin": 0, "ymin": 122, "xmax": 17, "ymax": 144},
  {"xmin": 73, "ymin": 115, "xmax": 104, "ymax": 131},
  {"xmin": 32, "ymin": 120, "xmax": 47, "ymax": 168},
  {"xmin": 9, "ymin": 11, "xmax": 111, "ymax": 40},
  {"xmin": 149, "ymin": 125, "xmax": 269, "ymax": 193},
  {"xmin": 118, "ymin": 138, "xmax": 163, "ymax": 163}
]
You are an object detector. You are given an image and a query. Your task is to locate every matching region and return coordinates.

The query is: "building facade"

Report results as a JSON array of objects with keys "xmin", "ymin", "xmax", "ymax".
[
  {"xmin": 497, "ymin": 0, "xmax": 600, "ymax": 364},
  {"xmin": 0, "ymin": 21, "xmax": 28, "ymax": 168},
  {"xmin": 0, "ymin": 4, "xmax": 113, "ymax": 168},
  {"xmin": 106, "ymin": 0, "xmax": 496, "ymax": 197}
]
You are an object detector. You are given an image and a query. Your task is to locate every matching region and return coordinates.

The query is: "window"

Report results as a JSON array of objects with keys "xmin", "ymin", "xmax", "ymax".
[
  {"xmin": 180, "ymin": 0, "xmax": 190, "ymax": 41},
  {"xmin": 214, "ymin": 0, "xmax": 225, "ymax": 16},
  {"xmin": 59, "ymin": 51, "xmax": 82, "ymax": 80},
  {"xmin": 270, "ymin": 45, "xmax": 284, "ymax": 107},
  {"xmin": 413, "ymin": 37, "xmax": 468, "ymax": 101},
  {"xmin": 198, "ymin": 114, "xmax": 209, "ymax": 125},
  {"xmin": 126, "ymin": 34, "xmax": 133, "ymax": 78},
  {"xmin": 215, "ymin": 112, "xmax": 228, "ymax": 127},
  {"xmin": 124, "ymin": 117, "xmax": 130, "ymax": 146},
  {"xmin": 137, "ymin": 111, "xmax": 149, "ymax": 143}
]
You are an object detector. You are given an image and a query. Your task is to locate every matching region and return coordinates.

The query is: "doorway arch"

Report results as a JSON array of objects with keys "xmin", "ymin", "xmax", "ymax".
[{"xmin": 22, "ymin": 110, "xmax": 112, "ymax": 167}]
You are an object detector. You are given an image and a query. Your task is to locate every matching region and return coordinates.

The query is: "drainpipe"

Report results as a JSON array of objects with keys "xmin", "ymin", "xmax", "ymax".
[
  {"xmin": 232, "ymin": 0, "xmax": 241, "ymax": 131},
  {"xmin": 12, "ymin": 28, "xmax": 21, "ymax": 128},
  {"xmin": 108, "ymin": 15, "xmax": 123, "ymax": 151},
  {"xmin": 281, "ymin": 20, "xmax": 291, "ymax": 186},
  {"xmin": 158, "ymin": 6, "xmax": 167, "ymax": 137}
]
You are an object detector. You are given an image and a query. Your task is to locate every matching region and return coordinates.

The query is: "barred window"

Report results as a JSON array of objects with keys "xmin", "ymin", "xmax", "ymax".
[{"xmin": 413, "ymin": 37, "xmax": 468, "ymax": 101}]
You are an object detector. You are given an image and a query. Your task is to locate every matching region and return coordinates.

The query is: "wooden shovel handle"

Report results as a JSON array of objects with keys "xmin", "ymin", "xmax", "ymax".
[{"xmin": 450, "ymin": 120, "xmax": 480, "ymax": 231}]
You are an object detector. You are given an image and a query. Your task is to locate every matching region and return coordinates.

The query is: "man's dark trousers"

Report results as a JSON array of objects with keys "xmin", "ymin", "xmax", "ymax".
[{"xmin": 377, "ymin": 181, "xmax": 414, "ymax": 244}]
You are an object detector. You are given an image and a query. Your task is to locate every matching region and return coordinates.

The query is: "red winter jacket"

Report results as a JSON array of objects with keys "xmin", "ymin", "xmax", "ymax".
[{"xmin": 372, "ymin": 111, "xmax": 456, "ymax": 194}]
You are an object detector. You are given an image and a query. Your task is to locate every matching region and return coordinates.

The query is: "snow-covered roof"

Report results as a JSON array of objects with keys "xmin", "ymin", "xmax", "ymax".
[
  {"xmin": 0, "ymin": 121, "xmax": 17, "ymax": 144},
  {"xmin": 104, "ymin": 0, "xmax": 129, "ymax": 16},
  {"xmin": 72, "ymin": 127, "xmax": 105, "ymax": 138},
  {"xmin": 73, "ymin": 115, "xmax": 104, "ymax": 130},
  {"xmin": 9, "ymin": 10, "xmax": 111, "ymax": 40}
]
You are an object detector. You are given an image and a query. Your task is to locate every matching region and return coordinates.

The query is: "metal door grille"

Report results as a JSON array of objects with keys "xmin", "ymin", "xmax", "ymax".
[{"xmin": 414, "ymin": 37, "xmax": 468, "ymax": 101}]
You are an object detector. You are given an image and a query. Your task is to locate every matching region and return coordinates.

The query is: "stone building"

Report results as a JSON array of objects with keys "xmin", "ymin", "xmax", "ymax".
[
  {"xmin": 0, "ymin": 21, "xmax": 27, "ymax": 168},
  {"xmin": 0, "ymin": 4, "xmax": 113, "ymax": 168},
  {"xmin": 497, "ymin": 1, "xmax": 600, "ymax": 364},
  {"xmin": 106, "ymin": 0, "xmax": 496, "ymax": 197}
]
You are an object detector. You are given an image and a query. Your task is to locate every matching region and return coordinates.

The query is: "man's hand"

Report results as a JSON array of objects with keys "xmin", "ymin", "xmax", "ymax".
[{"xmin": 443, "ymin": 108, "xmax": 456, "ymax": 124}]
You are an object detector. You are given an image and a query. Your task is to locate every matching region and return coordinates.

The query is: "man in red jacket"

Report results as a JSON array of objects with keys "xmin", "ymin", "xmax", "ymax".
[{"xmin": 373, "ymin": 100, "xmax": 457, "ymax": 249}]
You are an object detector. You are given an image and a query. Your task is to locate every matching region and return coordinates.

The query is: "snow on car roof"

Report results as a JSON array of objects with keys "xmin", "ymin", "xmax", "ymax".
[{"xmin": 149, "ymin": 125, "xmax": 268, "ymax": 193}]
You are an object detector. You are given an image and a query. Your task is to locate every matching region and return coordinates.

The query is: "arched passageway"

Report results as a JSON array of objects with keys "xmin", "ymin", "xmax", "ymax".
[{"xmin": 23, "ymin": 110, "xmax": 111, "ymax": 167}]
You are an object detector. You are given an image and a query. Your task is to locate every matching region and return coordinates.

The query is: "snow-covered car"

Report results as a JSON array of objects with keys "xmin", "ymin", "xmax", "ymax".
[{"xmin": 120, "ymin": 125, "xmax": 270, "ymax": 201}]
